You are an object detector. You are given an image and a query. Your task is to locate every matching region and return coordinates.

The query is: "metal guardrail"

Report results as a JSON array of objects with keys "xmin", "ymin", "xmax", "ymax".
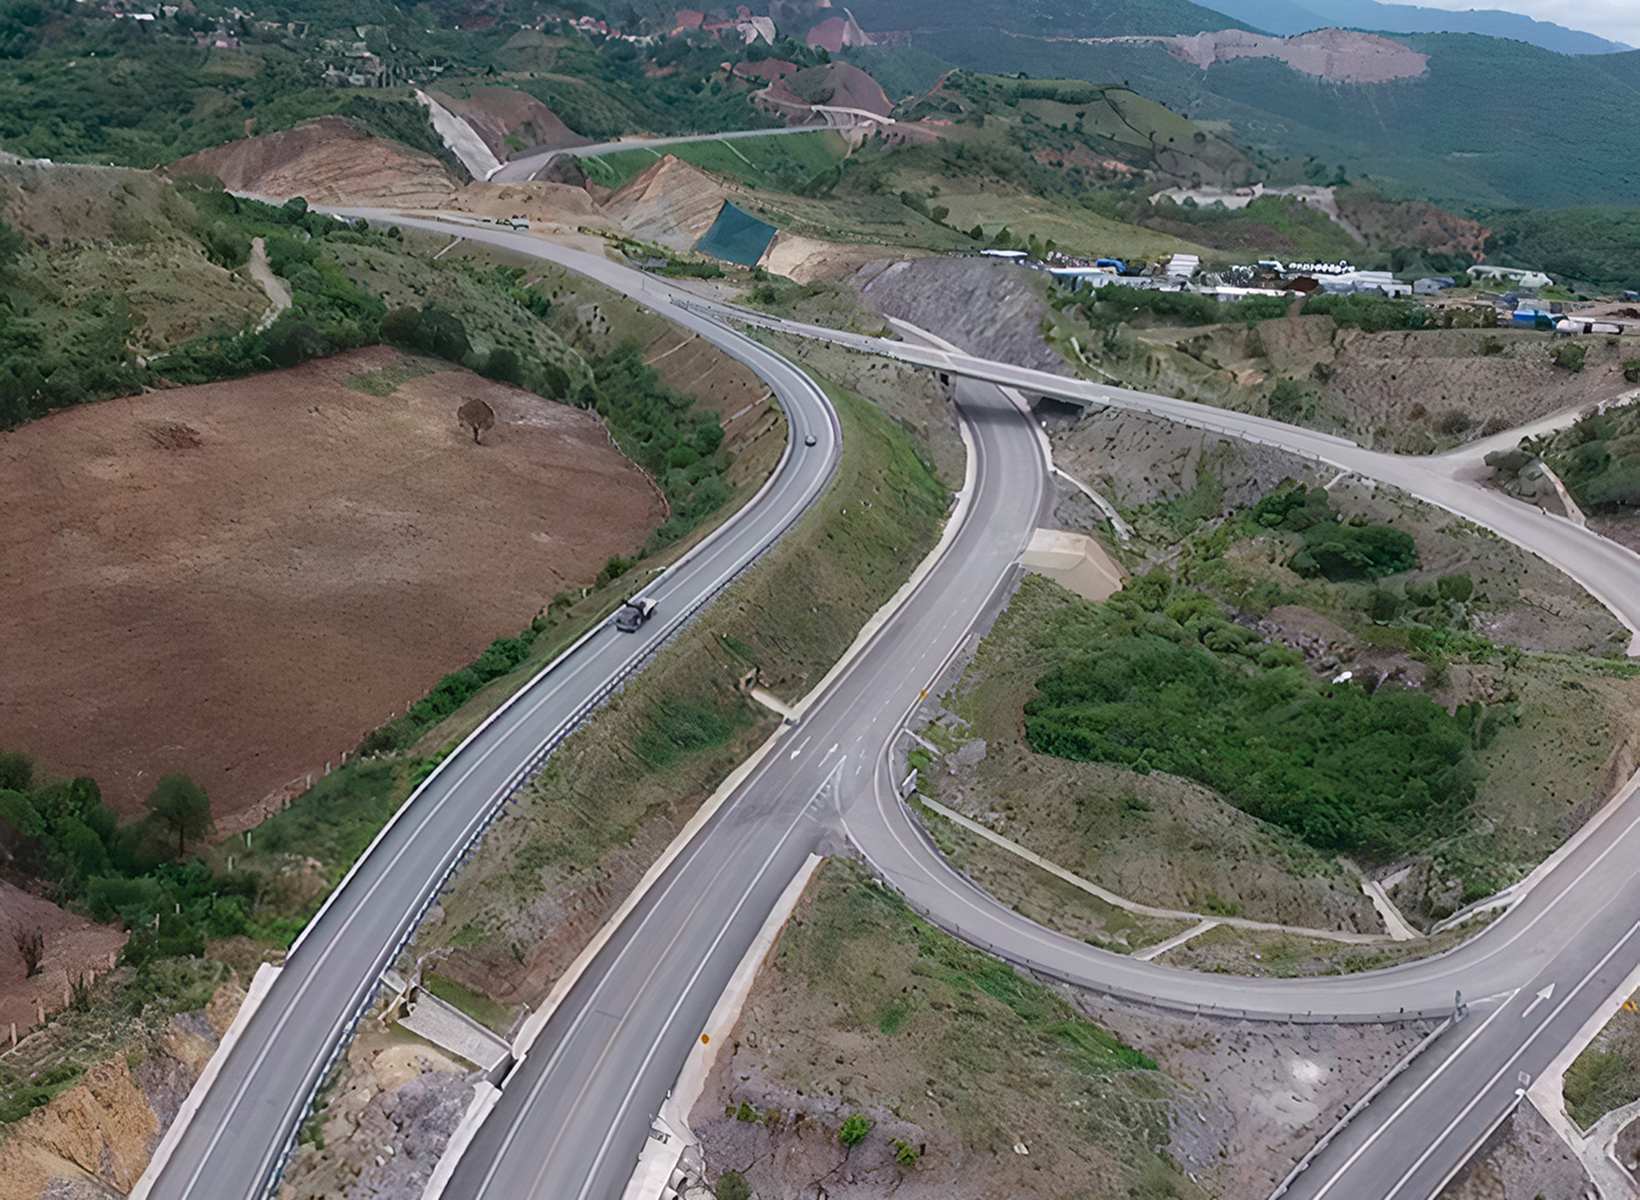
[{"xmin": 238, "ymin": 319, "xmax": 842, "ymax": 1200}]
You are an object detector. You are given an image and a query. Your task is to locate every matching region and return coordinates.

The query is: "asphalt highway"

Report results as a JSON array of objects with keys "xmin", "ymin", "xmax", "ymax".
[
  {"xmin": 437, "ymin": 361, "xmax": 1049, "ymax": 1199},
  {"xmin": 144, "ymin": 215, "xmax": 1640, "ymax": 1200},
  {"xmin": 135, "ymin": 229, "xmax": 842, "ymax": 1200}
]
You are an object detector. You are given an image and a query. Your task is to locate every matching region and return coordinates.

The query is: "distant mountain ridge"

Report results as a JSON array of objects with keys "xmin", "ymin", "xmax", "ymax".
[{"xmin": 1201, "ymin": 0, "xmax": 1631, "ymax": 55}]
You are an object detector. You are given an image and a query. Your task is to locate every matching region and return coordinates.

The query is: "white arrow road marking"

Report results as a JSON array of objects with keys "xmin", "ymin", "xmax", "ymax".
[
  {"xmin": 827, "ymin": 743, "xmax": 838, "ymax": 756},
  {"xmin": 1522, "ymin": 983, "xmax": 1555, "ymax": 1018},
  {"xmin": 789, "ymin": 736, "xmax": 812, "ymax": 760}
]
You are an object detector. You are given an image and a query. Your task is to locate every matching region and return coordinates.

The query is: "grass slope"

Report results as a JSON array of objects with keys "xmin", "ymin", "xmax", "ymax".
[{"xmin": 581, "ymin": 130, "xmax": 849, "ymax": 192}]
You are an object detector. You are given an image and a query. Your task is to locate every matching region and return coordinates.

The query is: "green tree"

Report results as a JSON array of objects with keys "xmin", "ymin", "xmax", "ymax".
[
  {"xmin": 715, "ymin": 1170, "xmax": 750, "ymax": 1200},
  {"xmin": 145, "ymin": 773, "xmax": 214, "ymax": 860}
]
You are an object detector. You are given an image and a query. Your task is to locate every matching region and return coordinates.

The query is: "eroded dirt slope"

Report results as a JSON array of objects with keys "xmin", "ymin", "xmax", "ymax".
[{"xmin": 166, "ymin": 116, "xmax": 463, "ymax": 209}]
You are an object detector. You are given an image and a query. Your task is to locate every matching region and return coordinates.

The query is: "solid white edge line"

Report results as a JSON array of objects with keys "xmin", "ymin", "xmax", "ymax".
[
  {"xmin": 616, "ymin": 852, "xmax": 827, "ymax": 1200},
  {"xmin": 130, "ymin": 961, "xmax": 281, "ymax": 1200}
]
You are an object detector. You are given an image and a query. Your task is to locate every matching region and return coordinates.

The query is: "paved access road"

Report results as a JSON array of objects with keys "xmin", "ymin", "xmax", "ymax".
[
  {"xmin": 491, "ymin": 125, "xmax": 820, "ymax": 184},
  {"xmin": 135, "ymin": 227, "xmax": 842, "ymax": 1200}
]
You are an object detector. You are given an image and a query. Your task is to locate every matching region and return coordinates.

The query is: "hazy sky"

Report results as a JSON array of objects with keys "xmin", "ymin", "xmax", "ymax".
[{"xmin": 1404, "ymin": 0, "xmax": 1639, "ymax": 47}]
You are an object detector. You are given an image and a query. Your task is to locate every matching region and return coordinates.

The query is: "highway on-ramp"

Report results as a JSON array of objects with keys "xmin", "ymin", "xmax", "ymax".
[{"xmin": 134, "ymin": 235, "xmax": 842, "ymax": 1200}]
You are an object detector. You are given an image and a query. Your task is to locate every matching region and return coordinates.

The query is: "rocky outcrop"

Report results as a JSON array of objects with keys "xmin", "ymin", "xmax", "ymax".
[
  {"xmin": 427, "ymin": 87, "xmax": 588, "ymax": 164},
  {"xmin": 0, "ymin": 1001, "xmax": 226, "ymax": 1200},
  {"xmin": 1166, "ymin": 28, "xmax": 1428, "ymax": 83},
  {"xmin": 165, "ymin": 117, "xmax": 463, "ymax": 209}
]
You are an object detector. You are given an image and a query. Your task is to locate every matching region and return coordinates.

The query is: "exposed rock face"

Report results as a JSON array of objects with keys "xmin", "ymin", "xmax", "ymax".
[
  {"xmin": 1165, "ymin": 27, "xmax": 1428, "ymax": 83},
  {"xmin": 853, "ymin": 256, "xmax": 1067, "ymax": 373},
  {"xmin": 165, "ymin": 116, "xmax": 463, "ymax": 209},
  {"xmin": 601, "ymin": 155, "xmax": 736, "ymax": 251},
  {"xmin": 0, "ymin": 1003, "xmax": 226, "ymax": 1200}
]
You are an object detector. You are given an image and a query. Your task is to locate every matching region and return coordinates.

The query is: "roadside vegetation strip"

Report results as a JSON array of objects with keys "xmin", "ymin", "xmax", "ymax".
[{"xmin": 694, "ymin": 857, "xmax": 1188, "ymax": 1200}]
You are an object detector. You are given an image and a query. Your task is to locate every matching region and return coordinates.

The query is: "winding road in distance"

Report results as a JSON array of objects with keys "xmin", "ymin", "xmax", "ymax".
[{"xmin": 143, "ymin": 211, "xmax": 1640, "ymax": 1200}]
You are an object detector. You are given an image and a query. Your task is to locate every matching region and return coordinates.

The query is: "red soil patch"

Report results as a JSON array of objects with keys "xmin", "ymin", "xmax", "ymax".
[
  {"xmin": 0, "ymin": 346, "xmax": 664, "ymax": 830},
  {"xmin": 0, "ymin": 880, "xmax": 127, "ymax": 1038}
]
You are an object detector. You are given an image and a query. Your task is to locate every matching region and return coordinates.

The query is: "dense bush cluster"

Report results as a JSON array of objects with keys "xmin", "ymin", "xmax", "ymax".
[
  {"xmin": 1067, "ymin": 282, "xmax": 1293, "ymax": 331},
  {"xmin": 1022, "ymin": 574, "xmax": 1480, "ymax": 857},
  {"xmin": 1300, "ymin": 292, "xmax": 1435, "ymax": 333},
  {"xmin": 591, "ymin": 340, "xmax": 729, "ymax": 548},
  {"xmin": 1249, "ymin": 483, "xmax": 1419, "ymax": 580},
  {"xmin": 0, "ymin": 751, "xmax": 247, "ymax": 963},
  {"xmin": 149, "ymin": 192, "xmax": 386, "ymax": 384}
]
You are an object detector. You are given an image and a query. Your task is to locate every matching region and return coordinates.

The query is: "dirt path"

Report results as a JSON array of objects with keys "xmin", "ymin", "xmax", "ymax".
[{"xmin": 246, "ymin": 237, "xmax": 292, "ymax": 333}]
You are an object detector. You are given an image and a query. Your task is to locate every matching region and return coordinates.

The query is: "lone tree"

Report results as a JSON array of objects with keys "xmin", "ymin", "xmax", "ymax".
[
  {"xmin": 146, "ymin": 773, "xmax": 214, "ymax": 860},
  {"xmin": 458, "ymin": 398, "xmax": 496, "ymax": 444}
]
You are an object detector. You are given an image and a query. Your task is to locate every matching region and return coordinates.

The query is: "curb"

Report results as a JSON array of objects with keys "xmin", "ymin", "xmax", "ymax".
[
  {"xmin": 618, "ymin": 853, "xmax": 826, "ymax": 1200},
  {"xmin": 421, "ymin": 1082, "xmax": 500, "ymax": 1200},
  {"xmin": 131, "ymin": 962, "xmax": 281, "ymax": 1200}
]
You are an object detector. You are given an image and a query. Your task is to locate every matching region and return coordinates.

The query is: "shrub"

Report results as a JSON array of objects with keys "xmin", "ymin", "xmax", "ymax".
[
  {"xmin": 839, "ymin": 1112, "xmax": 873, "ymax": 1147},
  {"xmin": 1551, "ymin": 342, "xmax": 1587, "ymax": 372},
  {"xmin": 716, "ymin": 1170, "xmax": 751, "ymax": 1200},
  {"xmin": 1023, "ymin": 587, "xmax": 1476, "ymax": 858}
]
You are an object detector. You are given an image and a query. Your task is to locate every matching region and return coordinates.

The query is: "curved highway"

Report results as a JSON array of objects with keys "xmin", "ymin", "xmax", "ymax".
[
  {"xmin": 135, "ymin": 227, "xmax": 842, "ymax": 1200},
  {"xmin": 143, "ymin": 213, "xmax": 1640, "ymax": 1200}
]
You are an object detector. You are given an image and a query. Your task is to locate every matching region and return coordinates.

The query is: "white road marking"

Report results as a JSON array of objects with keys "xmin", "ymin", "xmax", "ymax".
[{"xmin": 1521, "ymin": 984, "xmax": 1555, "ymax": 1019}]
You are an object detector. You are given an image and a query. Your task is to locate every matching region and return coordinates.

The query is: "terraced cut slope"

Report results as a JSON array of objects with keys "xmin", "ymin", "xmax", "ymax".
[{"xmin": 0, "ymin": 345, "xmax": 663, "ymax": 827}]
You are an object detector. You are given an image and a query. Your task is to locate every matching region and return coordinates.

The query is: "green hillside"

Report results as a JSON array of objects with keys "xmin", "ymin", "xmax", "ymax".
[
  {"xmin": 842, "ymin": 9, "xmax": 1640, "ymax": 209},
  {"xmin": 847, "ymin": 0, "xmax": 1254, "ymax": 38}
]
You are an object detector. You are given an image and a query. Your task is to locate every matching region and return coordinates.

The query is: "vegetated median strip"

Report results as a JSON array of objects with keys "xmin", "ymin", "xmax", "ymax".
[
  {"xmin": 915, "ymin": 796, "xmax": 1393, "ymax": 946},
  {"xmin": 617, "ymin": 852, "xmax": 827, "ymax": 1200},
  {"xmin": 504, "ymin": 362, "xmax": 970, "ymax": 1059}
]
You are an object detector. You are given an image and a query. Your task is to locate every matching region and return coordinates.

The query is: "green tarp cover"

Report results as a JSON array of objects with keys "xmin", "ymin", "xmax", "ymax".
[{"xmin": 693, "ymin": 202, "xmax": 777, "ymax": 267}]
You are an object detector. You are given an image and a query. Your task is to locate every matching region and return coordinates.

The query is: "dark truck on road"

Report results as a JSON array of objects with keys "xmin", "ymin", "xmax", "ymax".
[{"xmin": 614, "ymin": 597, "xmax": 657, "ymax": 633}]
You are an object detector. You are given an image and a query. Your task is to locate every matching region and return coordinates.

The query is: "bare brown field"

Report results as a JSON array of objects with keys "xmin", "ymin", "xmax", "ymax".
[{"xmin": 0, "ymin": 345, "xmax": 663, "ymax": 827}]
